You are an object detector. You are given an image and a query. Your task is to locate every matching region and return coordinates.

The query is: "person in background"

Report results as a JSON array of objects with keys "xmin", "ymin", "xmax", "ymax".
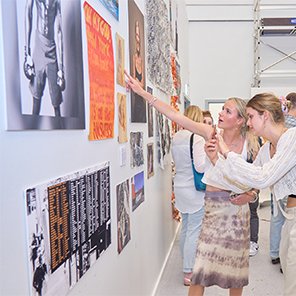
[
  {"xmin": 125, "ymin": 70, "xmax": 260, "ymax": 296},
  {"xmin": 202, "ymin": 110, "xmax": 213, "ymax": 126},
  {"xmin": 246, "ymin": 134, "xmax": 262, "ymax": 257},
  {"xmin": 285, "ymin": 92, "xmax": 296, "ymax": 128},
  {"xmin": 206, "ymin": 93, "xmax": 296, "ymax": 296},
  {"xmin": 172, "ymin": 105, "xmax": 206, "ymax": 286},
  {"xmin": 269, "ymin": 92, "xmax": 296, "ymax": 269}
]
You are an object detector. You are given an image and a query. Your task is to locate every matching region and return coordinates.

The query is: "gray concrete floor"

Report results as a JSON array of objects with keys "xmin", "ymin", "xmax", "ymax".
[{"xmin": 155, "ymin": 204, "xmax": 284, "ymax": 296}]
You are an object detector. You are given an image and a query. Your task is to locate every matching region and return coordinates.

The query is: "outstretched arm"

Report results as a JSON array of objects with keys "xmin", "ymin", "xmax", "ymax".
[{"xmin": 125, "ymin": 71, "xmax": 214, "ymax": 140}]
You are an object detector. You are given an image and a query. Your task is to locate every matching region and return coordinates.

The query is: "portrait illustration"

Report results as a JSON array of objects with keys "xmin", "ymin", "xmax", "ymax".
[{"xmin": 128, "ymin": 0, "xmax": 146, "ymax": 123}]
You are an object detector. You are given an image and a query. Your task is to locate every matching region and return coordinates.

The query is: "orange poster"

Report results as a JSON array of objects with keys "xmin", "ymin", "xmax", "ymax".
[{"xmin": 84, "ymin": 2, "xmax": 114, "ymax": 140}]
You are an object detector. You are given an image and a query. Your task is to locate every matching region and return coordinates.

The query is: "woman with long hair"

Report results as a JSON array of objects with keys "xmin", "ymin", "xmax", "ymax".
[
  {"xmin": 206, "ymin": 93, "xmax": 296, "ymax": 296},
  {"xmin": 125, "ymin": 71, "xmax": 260, "ymax": 296},
  {"xmin": 172, "ymin": 105, "xmax": 206, "ymax": 286}
]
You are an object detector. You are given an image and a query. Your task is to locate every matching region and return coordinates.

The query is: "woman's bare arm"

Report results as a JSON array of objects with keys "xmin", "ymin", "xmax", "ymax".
[{"xmin": 125, "ymin": 70, "xmax": 214, "ymax": 140}]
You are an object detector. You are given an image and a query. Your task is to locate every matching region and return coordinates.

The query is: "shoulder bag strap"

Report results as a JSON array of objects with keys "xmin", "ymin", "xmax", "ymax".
[{"xmin": 189, "ymin": 133, "xmax": 194, "ymax": 161}]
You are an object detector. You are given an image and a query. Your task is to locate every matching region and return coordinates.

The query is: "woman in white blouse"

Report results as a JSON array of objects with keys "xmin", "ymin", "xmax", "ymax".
[
  {"xmin": 125, "ymin": 71, "xmax": 260, "ymax": 296},
  {"xmin": 205, "ymin": 93, "xmax": 296, "ymax": 296},
  {"xmin": 171, "ymin": 105, "xmax": 206, "ymax": 286}
]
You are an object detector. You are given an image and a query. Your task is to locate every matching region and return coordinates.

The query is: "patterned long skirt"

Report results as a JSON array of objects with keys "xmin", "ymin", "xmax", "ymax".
[{"xmin": 191, "ymin": 191, "xmax": 250, "ymax": 289}]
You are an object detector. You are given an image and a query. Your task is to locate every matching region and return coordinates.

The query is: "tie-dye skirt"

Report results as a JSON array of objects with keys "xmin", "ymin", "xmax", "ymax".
[{"xmin": 191, "ymin": 191, "xmax": 250, "ymax": 289}]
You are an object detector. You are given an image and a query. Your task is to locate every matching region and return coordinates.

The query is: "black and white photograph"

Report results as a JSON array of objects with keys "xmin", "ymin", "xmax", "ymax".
[
  {"xmin": 116, "ymin": 179, "xmax": 131, "ymax": 254},
  {"xmin": 147, "ymin": 143, "xmax": 154, "ymax": 179},
  {"xmin": 2, "ymin": 0, "xmax": 85, "ymax": 130},
  {"xmin": 130, "ymin": 131, "xmax": 144, "ymax": 168},
  {"xmin": 155, "ymin": 110, "xmax": 165, "ymax": 169},
  {"xmin": 147, "ymin": 86, "xmax": 154, "ymax": 137},
  {"xmin": 25, "ymin": 163, "xmax": 111, "ymax": 296}
]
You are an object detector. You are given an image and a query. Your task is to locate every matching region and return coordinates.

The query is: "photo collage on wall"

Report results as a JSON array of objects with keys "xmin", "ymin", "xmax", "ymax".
[
  {"xmin": 25, "ymin": 163, "xmax": 111, "ymax": 296},
  {"xmin": 0, "ymin": 0, "xmax": 183, "ymax": 294}
]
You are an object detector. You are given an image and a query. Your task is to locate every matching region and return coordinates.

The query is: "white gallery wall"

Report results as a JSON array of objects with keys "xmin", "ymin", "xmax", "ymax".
[
  {"xmin": 0, "ymin": 1, "xmax": 189, "ymax": 295},
  {"xmin": 187, "ymin": 0, "xmax": 296, "ymax": 110}
]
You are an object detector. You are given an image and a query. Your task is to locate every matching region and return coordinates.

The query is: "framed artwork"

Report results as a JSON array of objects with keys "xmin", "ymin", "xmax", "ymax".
[
  {"xmin": 147, "ymin": 86, "xmax": 154, "ymax": 137},
  {"xmin": 99, "ymin": 0, "xmax": 119, "ymax": 20},
  {"xmin": 131, "ymin": 171, "xmax": 144, "ymax": 211},
  {"xmin": 25, "ymin": 163, "xmax": 111, "ymax": 296},
  {"xmin": 116, "ymin": 33, "xmax": 125, "ymax": 87},
  {"xmin": 2, "ymin": 0, "xmax": 85, "ymax": 130},
  {"xmin": 146, "ymin": 0, "xmax": 172, "ymax": 94},
  {"xmin": 130, "ymin": 131, "xmax": 144, "ymax": 168},
  {"xmin": 117, "ymin": 93, "xmax": 127, "ymax": 143},
  {"xmin": 147, "ymin": 143, "xmax": 154, "ymax": 179},
  {"xmin": 128, "ymin": 0, "xmax": 146, "ymax": 123},
  {"xmin": 84, "ymin": 3, "xmax": 114, "ymax": 140},
  {"xmin": 116, "ymin": 179, "xmax": 131, "ymax": 254}
]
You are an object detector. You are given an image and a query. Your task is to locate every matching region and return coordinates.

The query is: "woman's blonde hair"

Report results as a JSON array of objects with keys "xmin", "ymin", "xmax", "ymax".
[
  {"xmin": 184, "ymin": 105, "xmax": 203, "ymax": 123},
  {"xmin": 247, "ymin": 93, "xmax": 285, "ymax": 124}
]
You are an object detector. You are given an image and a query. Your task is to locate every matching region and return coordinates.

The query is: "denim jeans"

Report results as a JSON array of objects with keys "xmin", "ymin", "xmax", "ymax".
[
  {"xmin": 180, "ymin": 208, "xmax": 204, "ymax": 273},
  {"xmin": 270, "ymin": 195, "xmax": 286, "ymax": 259}
]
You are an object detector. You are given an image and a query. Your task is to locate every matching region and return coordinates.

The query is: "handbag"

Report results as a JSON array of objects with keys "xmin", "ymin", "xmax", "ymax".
[{"xmin": 190, "ymin": 133, "xmax": 206, "ymax": 191}]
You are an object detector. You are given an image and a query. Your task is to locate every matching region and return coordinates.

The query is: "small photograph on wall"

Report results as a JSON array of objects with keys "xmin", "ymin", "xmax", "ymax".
[
  {"xmin": 164, "ymin": 118, "xmax": 171, "ymax": 154},
  {"xmin": 99, "ymin": 0, "xmax": 119, "ymax": 20},
  {"xmin": 130, "ymin": 132, "xmax": 144, "ymax": 168},
  {"xmin": 128, "ymin": 0, "xmax": 146, "ymax": 123},
  {"xmin": 118, "ymin": 93, "xmax": 127, "ymax": 143},
  {"xmin": 116, "ymin": 179, "xmax": 131, "ymax": 254},
  {"xmin": 155, "ymin": 111, "xmax": 165, "ymax": 169},
  {"xmin": 116, "ymin": 33, "xmax": 125, "ymax": 87},
  {"xmin": 2, "ymin": 0, "xmax": 85, "ymax": 130},
  {"xmin": 131, "ymin": 171, "xmax": 145, "ymax": 211},
  {"xmin": 147, "ymin": 86, "xmax": 154, "ymax": 137},
  {"xmin": 147, "ymin": 143, "xmax": 154, "ymax": 179}
]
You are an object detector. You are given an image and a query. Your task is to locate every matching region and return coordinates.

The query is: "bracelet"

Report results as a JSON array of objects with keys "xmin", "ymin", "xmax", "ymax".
[
  {"xmin": 249, "ymin": 190, "xmax": 259, "ymax": 203},
  {"xmin": 148, "ymin": 96, "xmax": 157, "ymax": 106}
]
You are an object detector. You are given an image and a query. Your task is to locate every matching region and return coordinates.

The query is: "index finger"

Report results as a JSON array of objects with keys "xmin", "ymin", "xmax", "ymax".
[
  {"xmin": 124, "ymin": 70, "xmax": 132, "ymax": 80},
  {"xmin": 210, "ymin": 124, "xmax": 217, "ymax": 139}
]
